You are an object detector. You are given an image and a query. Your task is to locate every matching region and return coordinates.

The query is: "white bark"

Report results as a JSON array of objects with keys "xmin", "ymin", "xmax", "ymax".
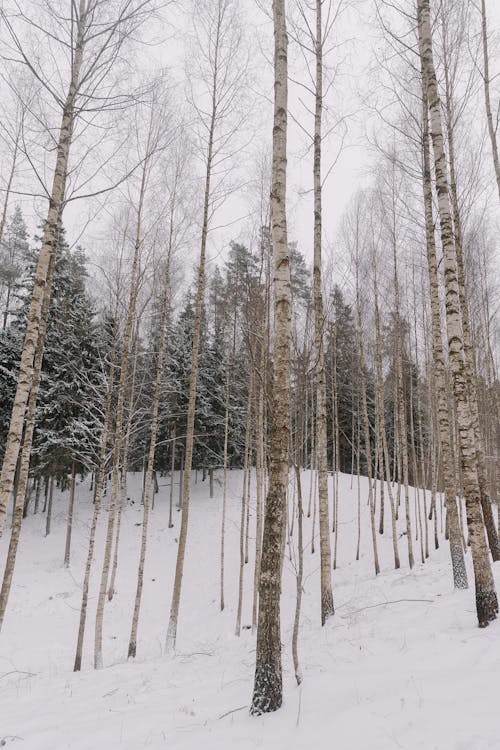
[
  {"xmin": 0, "ymin": 1, "xmax": 87, "ymax": 536},
  {"xmin": 251, "ymin": 0, "xmax": 290, "ymax": 715},
  {"xmin": 418, "ymin": 0, "xmax": 496, "ymax": 625}
]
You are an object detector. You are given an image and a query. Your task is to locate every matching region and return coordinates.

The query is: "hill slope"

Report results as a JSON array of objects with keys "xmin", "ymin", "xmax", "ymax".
[{"xmin": 1, "ymin": 470, "xmax": 498, "ymax": 749}]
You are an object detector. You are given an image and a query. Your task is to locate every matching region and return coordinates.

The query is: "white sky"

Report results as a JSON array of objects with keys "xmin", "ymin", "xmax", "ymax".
[{"xmin": 3, "ymin": 0, "xmax": 500, "ymax": 291}]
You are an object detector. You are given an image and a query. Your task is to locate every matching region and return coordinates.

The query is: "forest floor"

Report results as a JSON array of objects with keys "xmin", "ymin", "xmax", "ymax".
[{"xmin": 1, "ymin": 470, "xmax": 499, "ymax": 749}]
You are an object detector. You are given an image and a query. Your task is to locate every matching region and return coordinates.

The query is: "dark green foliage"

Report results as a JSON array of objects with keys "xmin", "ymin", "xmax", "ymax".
[{"xmin": 0, "ymin": 224, "xmax": 104, "ymax": 482}]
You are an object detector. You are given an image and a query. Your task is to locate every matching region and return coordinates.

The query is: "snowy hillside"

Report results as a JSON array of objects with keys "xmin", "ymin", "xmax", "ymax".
[{"xmin": 1, "ymin": 470, "xmax": 499, "ymax": 749}]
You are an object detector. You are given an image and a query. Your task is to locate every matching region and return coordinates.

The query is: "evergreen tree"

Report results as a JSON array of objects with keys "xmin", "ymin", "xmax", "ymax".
[
  {"xmin": 0, "ymin": 229, "xmax": 103, "ymax": 483},
  {"xmin": 0, "ymin": 206, "xmax": 29, "ymax": 331},
  {"xmin": 326, "ymin": 286, "xmax": 360, "ymax": 473},
  {"xmin": 32, "ymin": 239, "xmax": 102, "ymax": 481}
]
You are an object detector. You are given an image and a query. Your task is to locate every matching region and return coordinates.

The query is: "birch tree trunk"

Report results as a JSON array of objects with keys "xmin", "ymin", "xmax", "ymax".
[
  {"xmin": 420, "ymin": 80, "xmax": 468, "ymax": 588},
  {"xmin": 1, "ymin": 134, "xmax": 20, "ymax": 332},
  {"xmin": 165, "ymin": 7, "xmax": 220, "ymax": 653},
  {"xmin": 0, "ymin": 2, "xmax": 87, "ymax": 536},
  {"xmin": 311, "ymin": 0, "xmax": 334, "ymax": 625},
  {"xmin": 392, "ymin": 234, "xmax": 414, "ymax": 569},
  {"xmin": 219, "ymin": 318, "xmax": 234, "ymax": 611},
  {"xmin": 441, "ymin": 46, "xmax": 500, "ymax": 561},
  {"xmin": 235, "ymin": 369, "xmax": 254, "ymax": 636},
  {"xmin": 292, "ymin": 464, "xmax": 303, "ymax": 686},
  {"xmin": 45, "ymin": 476, "xmax": 54, "ymax": 537},
  {"xmin": 73, "ymin": 292, "xmax": 119, "ymax": 672},
  {"xmin": 251, "ymin": 0, "xmax": 290, "ymax": 715},
  {"xmin": 418, "ymin": 0, "xmax": 496, "ymax": 625},
  {"xmin": 252, "ymin": 338, "xmax": 265, "ymax": 631},
  {"xmin": 0, "ymin": 241, "xmax": 58, "ymax": 631},
  {"xmin": 94, "ymin": 156, "xmax": 147, "ymax": 668},
  {"xmin": 64, "ymin": 462, "xmax": 77, "ymax": 568},
  {"xmin": 480, "ymin": 0, "xmax": 500, "ymax": 201},
  {"xmin": 373, "ymin": 258, "xmax": 400, "ymax": 569},
  {"xmin": 128, "ymin": 237, "xmax": 172, "ymax": 658},
  {"xmin": 355, "ymin": 253, "xmax": 380, "ymax": 576},
  {"xmin": 108, "ymin": 325, "xmax": 140, "ymax": 602},
  {"xmin": 168, "ymin": 425, "xmax": 176, "ymax": 529}
]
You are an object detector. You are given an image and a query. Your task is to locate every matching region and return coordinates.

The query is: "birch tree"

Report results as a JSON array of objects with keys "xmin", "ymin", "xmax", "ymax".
[
  {"xmin": 478, "ymin": 0, "xmax": 500, "ymax": 201},
  {"xmin": 166, "ymin": 0, "xmax": 248, "ymax": 653},
  {"xmin": 417, "ymin": 0, "xmax": 497, "ymax": 626},
  {"xmin": 0, "ymin": 0, "xmax": 160, "ymax": 537},
  {"xmin": 128, "ymin": 153, "xmax": 177, "ymax": 658},
  {"xmin": 310, "ymin": 0, "xmax": 334, "ymax": 624},
  {"xmin": 0, "ymin": 234, "xmax": 58, "ymax": 631},
  {"xmin": 251, "ymin": 0, "xmax": 291, "ymax": 716},
  {"xmin": 94, "ymin": 93, "xmax": 169, "ymax": 669}
]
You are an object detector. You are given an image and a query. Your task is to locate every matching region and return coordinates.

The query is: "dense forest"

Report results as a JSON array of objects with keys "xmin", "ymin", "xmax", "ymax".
[{"xmin": 0, "ymin": 0, "xmax": 499, "ymax": 740}]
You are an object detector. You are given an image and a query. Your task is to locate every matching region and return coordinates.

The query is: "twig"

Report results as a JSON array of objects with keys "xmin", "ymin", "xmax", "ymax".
[
  {"xmin": 0, "ymin": 737, "xmax": 24, "ymax": 745},
  {"xmin": 296, "ymin": 685, "xmax": 302, "ymax": 728},
  {"xmin": 218, "ymin": 705, "xmax": 247, "ymax": 720},
  {"xmin": 0, "ymin": 670, "xmax": 37, "ymax": 681},
  {"xmin": 341, "ymin": 598, "xmax": 434, "ymax": 617}
]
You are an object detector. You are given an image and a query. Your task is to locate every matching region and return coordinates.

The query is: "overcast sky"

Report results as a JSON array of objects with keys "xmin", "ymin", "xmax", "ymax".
[{"xmin": 3, "ymin": 0, "xmax": 500, "ymax": 291}]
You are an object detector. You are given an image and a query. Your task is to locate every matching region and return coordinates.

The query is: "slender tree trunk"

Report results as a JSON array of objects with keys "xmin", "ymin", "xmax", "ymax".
[
  {"xmin": 236, "ymin": 371, "xmax": 254, "ymax": 637},
  {"xmin": 34, "ymin": 477, "xmax": 41, "ymax": 515},
  {"xmin": 1, "ymin": 137, "xmax": 19, "ymax": 332},
  {"xmin": 307, "ymin": 386, "xmax": 315, "ymax": 518},
  {"xmin": 128, "ymin": 239, "xmax": 172, "ymax": 658},
  {"xmin": 74, "ymin": 288, "xmax": 120, "ymax": 671},
  {"xmin": 244, "ymin": 424, "xmax": 252, "ymax": 565},
  {"xmin": 252, "ymin": 340, "xmax": 265, "ymax": 631},
  {"xmin": 0, "ymin": 4, "xmax": 87, "ymax": 536},
  {"xmin": 420, "ymin": 58, "xmax": 468, "ymax": 589},
  {"xmin": 416, "ymin": 369, "xmax": 429, "ymax": 559},
  {"xmin": 45, "ymin": 476, "xmax": 54, "ymax": 537},
  {"xmin": 355, "ymin": 385, "xmax": 361, "ymax": 561},
  {"xmin": 219, "ymin": 322, "xmax": 234, "ymax": 611},
  {"xmin": 166, "ymin": 15, "xmax": 220, "ymax": 652},
  {"xmin": 409, "ymin": 377, "xmax": 424, "ymax": 564},
  {"xmin": 442, "ymin": 42, "xmax": 500, "ymax": 561},
  {"xmin": 169, "ymin": 427, "xmax": 176, "ymax": 528},
  {"xmin": 418, "ymin": 0, "xmax": 496, "ymax": 624},
  {"xmin": 42, "ymin": 476, "xmax": 49, "ymax": 513},
  {"xmin": 94, "ymin": 158, "xmax": 146, "ymax": 668},
  {"xmin": 332, "ymin": 326, "xmax": 340, "ymax": 566},
  {"xmin": 0, "ymin": 241, "xmax": 58, "ymax": 631},
  {"xmin": 310, "ymin": 461, "xmax": 317, "ymax": 554},
  {"xmin": 355, "ymin": 256, "xmax": 380, "ymax": 576},
  {"xmin": 251, "ymin": 0, "xmax": 290, "ymax": 715},
  {"xmin": 292, "ymin": 464, "xmax": 303, "ymax": 686},
  {"xmin": 392, "ymin": 229, "xmax": 413, "ymax": 569},
  {"xmin": 480, "ymin": 0, "xmax": 500, "ymax": 201},
  {"xmin": 178, "ymin": 450, "xmax": 184, "ymax": 510},
  {"xmin": 108, "ymin": 326, "xmax": 140, "ymax": 602},
  {"xmin": 64, "ymin": 461, "xmax": 77, "ymax": 568},
  {"xmin": 311, "ymin": 0, "xmax": 334, "ymax": 625},
  {"xmin": 374, "ymin": 260, "xmax": 399, "ymax": 568}
]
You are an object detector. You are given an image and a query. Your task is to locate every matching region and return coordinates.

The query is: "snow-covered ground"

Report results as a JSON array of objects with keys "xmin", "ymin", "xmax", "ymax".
[{"xmin": 1, "ymin": 470, "xmax": 499, "ymax": 749}]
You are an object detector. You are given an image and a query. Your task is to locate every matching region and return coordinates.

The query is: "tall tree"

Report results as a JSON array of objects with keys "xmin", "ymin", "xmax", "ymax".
[
  {"xmin": 251, "ymin": 0, "xmax": 291, "ymax": 716},
  {"xmin": 128, "ymin": 186, "xmax": 175, "ymax": 658},
  {"xmin": 417, "ymin": 0, "xmax": 497, "ymax": 626},
  {"xmin": 310, "ymin": 0, "xmax": 334, "ymax": 624},
  {"xmin": 479, "ymin": 0, "xmax": 500, "ymax": 201},
  {"xmin": 0, "ymin": 0, "xmax": 160, "ymax": 536},
  {"xmin": 166, "ymin": 0, "xmax": 248, "ymax": 653}
]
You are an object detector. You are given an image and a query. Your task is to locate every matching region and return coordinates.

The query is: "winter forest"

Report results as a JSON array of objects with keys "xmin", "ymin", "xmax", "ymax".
[{"xmin": 0, "ymin": 0, "xmax": 499, "ymax": 747}]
